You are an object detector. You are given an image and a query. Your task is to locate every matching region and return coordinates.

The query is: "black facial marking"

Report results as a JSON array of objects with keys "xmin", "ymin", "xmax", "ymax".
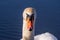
[
  {"xmin": 30, "ymin": 14, "xmax": 34, "ymax": 21},
  {"xmin": 26, "ymin": 13, "xmax": 30, "ymax": 17},
  {"xmin": 26, "ymin": 13, "xmax": 34, "ymax": 21}
]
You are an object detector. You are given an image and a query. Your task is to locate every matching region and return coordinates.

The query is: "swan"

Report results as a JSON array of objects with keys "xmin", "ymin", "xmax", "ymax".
[{"xmin": 20, "ymin": 7, "xmax": 58, "ymax": 40}]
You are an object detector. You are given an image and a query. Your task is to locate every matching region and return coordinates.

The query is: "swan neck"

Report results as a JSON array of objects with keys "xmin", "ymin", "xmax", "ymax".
[{"xmin": 22, "ymin": 20, "xmax": 34, "ymax": 40}]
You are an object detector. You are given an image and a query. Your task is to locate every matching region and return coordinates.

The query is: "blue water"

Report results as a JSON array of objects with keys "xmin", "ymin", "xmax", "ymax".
[{"xmin": 0, "ymin": 0, "xmax": 60, "ymax": 40}]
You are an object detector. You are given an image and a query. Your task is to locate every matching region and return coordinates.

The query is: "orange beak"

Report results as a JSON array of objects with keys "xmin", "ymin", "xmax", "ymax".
[{"xmin": 26, "ymin": 16, "xmax": 34, "ymax": 31}]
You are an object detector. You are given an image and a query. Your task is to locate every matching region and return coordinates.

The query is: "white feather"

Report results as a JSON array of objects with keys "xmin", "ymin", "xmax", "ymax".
[{"xmin": 34, "ymin": 32, "xmax": 58, "ymax": 40}]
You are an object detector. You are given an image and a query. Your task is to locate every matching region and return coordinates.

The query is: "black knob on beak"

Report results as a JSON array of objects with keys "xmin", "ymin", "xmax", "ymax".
[
  {"xmin": 26, "ymin": 13, "xmax": 34, "ymax": 21},
  {"xmin": 30, "ymin": 14, "xmax": 34, "ymax": 21}
]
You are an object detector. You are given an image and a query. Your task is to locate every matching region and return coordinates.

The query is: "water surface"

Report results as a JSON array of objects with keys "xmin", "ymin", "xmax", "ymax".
[{"xmin": 0, "ymin": 0, "xmax": 60, "ymax": 40}]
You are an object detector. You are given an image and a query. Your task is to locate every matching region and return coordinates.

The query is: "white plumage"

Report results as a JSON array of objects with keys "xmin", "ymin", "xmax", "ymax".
[{"xmin": 34, "ymin": 32, "xmax": 58, "ymax": 40}]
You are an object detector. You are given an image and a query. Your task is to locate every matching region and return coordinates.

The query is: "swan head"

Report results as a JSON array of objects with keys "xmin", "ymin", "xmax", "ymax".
[{"xmin": 23, "ymin": 7, "xmax": 36, "ymax": 31}]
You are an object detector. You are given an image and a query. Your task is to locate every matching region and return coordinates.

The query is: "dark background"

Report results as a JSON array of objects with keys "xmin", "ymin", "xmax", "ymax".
[{"xmin": 0, "ymin": 0, "xmax": 60, "ymax": 40}]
